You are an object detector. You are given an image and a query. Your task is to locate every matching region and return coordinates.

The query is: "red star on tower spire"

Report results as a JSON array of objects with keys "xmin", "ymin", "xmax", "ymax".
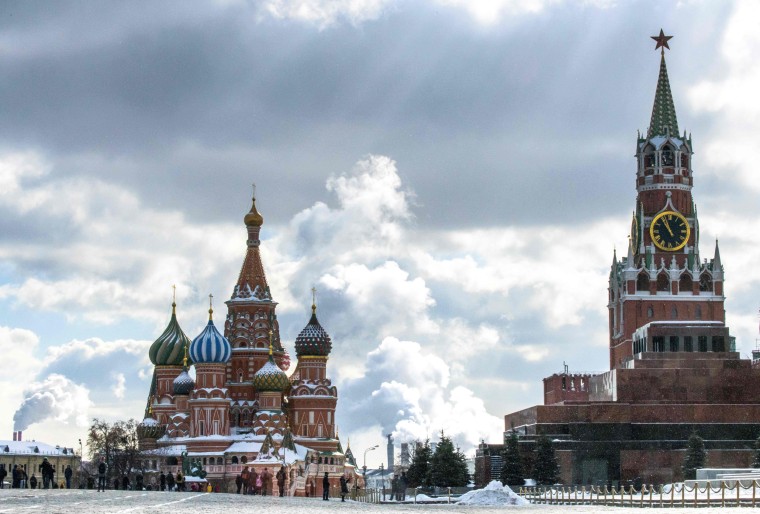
[{"xmin": 651, "ymin": 29, "xmax": 673, "ymax": 54}]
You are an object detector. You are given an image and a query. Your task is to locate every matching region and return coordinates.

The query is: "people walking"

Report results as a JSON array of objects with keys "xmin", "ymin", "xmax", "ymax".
[
  {"xmin": 159, "ymin": 471, "xmax": 166, "ymax": 491},
  {"xmin": 97, "ymin": 457, "xmax": 107, "ymax": 492},
  {"xmin": 122, "ymin": 474, "xmax": 130, "ymax": 491},
  {"xmin": 340, "ymin": 475, "xmax": 348, "ymax": 502},
  {"xmin": 166, "ymin": 471, "xmax": 175, "ymax": 491},
  {"xmin": 322, "ymin": 472, "xmax": 330, "ymax": 500},
  {"xmin": 235, "ymin": 474, "xmax": 242, "ymax": 494},
  {"xmin": 241, "ymin": 466, "xmax": 250, "ymax": 494},
  {"xmin": 0, "ymin": 465, "xmax": 6, "ymax": 489},
  {"xmin": 398, "ymin": 471, "xmax": 408, "ymax": 500},
  {"xmin": 175, "ymin": 471, "xmax": 184, "ymax": 492}
]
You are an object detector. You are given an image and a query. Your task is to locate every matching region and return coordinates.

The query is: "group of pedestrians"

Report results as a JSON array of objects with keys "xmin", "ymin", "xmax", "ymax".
[
  {"xmin": 0, "ymin": 461, "xmax": 75, "ymax": 490},
  {"xmin": 235, "ymin": 466, "xmax": 276, "ymax": 495}
]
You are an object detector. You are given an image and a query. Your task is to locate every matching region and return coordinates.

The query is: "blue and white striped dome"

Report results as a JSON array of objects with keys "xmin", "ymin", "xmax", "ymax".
[{"xmin": 189, "ymin": 317, "xmax": 231, "ymax": 364}]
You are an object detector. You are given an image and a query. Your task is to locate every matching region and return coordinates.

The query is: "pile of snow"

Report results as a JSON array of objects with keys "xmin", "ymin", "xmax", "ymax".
[{"xmin": 457, "ymin": 480, "xmax": 529, "ymax": 506}]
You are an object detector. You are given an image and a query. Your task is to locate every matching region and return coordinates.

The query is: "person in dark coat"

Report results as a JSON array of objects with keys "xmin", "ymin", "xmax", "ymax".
[
  {"xmin": 166, "ymin": 471, "xmax": 175, "ymax": 491},
  {"xmin": 39, "ymin": 457, "xmax": 54, "ymax": 489},
  {"xmin": 235, "ymin": 474, "xmax": 242, "ymax": 494},
  {"xmin": 340, "ymin": 475, "xmax": 348, "ymax": 502},
  {"xmin": 322, "ymin": 472, "xmax": 330, "ymax": 500},
  {"xmin": 159, "ymin": 471, "xmax": 166, "ymax": 491},
  {"xmin": 29, "ymin": 474, "xmax": 37, "ymax": 489},
  {"xmin": 97, "ymin": 457, "xmax": 107, "ymax": 492},
  {"xmin": 0, "ymin": 465, "xmax": 6, "ymax": 489},
  {"xmin": 398, "ymin": 471, "xmax": 408, "ymax": 500},
  {"xmin": 122, "ymin": 474, "xmax": 130, "ymax": 490},
  {"xmin": 64, "ymin": 465, "xmax": 73, "ymax": 489},
  {"xmin": 276, "ymin": 466, "xmax": 286, "ymax": 497}
]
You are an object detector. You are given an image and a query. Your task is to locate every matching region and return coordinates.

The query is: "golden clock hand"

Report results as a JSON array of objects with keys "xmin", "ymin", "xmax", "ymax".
[{"xmin": 663, "ymin": 219, "xmax": 674, "ymax": 237}]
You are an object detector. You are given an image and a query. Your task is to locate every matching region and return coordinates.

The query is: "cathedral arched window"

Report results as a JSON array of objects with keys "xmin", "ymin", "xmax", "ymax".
[
  {"xmin": 647, "ymin": 306, "xmax": 654, "ymax": 318},
  {"xmin": 671, "ymin": 306, "xmax": 678, "ymax": 319},
  {"xmin": 695, "ymin": 305, "xmax": 702, "ymax": 320},
  {"xmin": 680, "ymin": 152, "xmax": 689, "ymax": 169},
  {"xmin": 679, "ymin": 273, "xmax": 693, "ymax": 293},
  {"xmin": 699, "ymin": 273, "xmax": 713, "ymax": 292},
  {"xmin": 241, "ymin": 456, "xmax": 248, "ymax": 464},
  {"xmin": 637, "ymin": 272, "xmax": 649, "ymax": 292},
  {"xmin": 231, "ymin": 456, "xmax": 239, "ymax": 464},
  {"xmin": 656, "ymin": 272, "xmax": 669, "ymax": 292},
  {"xmin": 661, "ymin": 145, "xmax": 675, "ymax": 166},
  {"xmin": 238, "ymin": 371, "xmax": 244, "ymax": 382}
]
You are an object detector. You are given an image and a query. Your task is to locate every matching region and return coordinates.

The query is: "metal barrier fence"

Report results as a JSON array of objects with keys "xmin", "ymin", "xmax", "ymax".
[{"xmin": 520, "ymin": 480, "xmax": 760, "ymax": 508}]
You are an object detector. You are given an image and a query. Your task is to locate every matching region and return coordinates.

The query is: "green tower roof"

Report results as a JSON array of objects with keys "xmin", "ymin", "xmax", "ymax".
[{"xmin": 647, "ymin": 50, "xmax": 679, "ymax": 138}]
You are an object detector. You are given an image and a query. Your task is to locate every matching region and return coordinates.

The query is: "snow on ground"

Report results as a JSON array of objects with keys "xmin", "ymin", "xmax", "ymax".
[
  {"xmin": 457, "ymin": 481, "xmax": 529, "ymax": 506},
  {"xmin": 0, "ymin": 488, "xmax": 742, "ymax": 513}
]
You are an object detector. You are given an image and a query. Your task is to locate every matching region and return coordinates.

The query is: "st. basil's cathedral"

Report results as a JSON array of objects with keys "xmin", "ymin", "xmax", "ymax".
[{"xmin": 136, "ymin": 194, "xmax": 358, "ymax": 495}]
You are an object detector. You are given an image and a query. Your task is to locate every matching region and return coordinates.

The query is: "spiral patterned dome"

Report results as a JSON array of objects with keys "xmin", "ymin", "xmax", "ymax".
[
  {"xmin": 173, "ymin": 366, "xmax": 195, "ymax": 395},
  {"xmin": 189, "ymin": 309, "xmax": 231, "ymax": 364},
  {"xmin": 294, "ymin": 306, "xmax": 332, "ymax": 358},
  {"xmin": 253, "ymin": 354, "xmax": 290, "ymax": 392},
  {"xmin": 137, "ymin": 417, "xmax": 166, "ymax": 440},
  {"xmin": 149, "ymin": 303, "xmax": 192, "ymax": 366}
]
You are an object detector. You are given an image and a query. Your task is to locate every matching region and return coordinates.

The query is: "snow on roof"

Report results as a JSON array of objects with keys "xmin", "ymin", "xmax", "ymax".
[
  {"xmin": 226, "ymin": 441, "xmax": 263, "ymax": 454},
  {"xmin": 457, "ymin": 480, "xmax": 529, "ymax": 506},
  {"xmin": 0, "ymin": 440, "xmax": 75, "ymax": 456},
  {"xmin": 141, "ymin": 444, "xmax": 187, "ymax": 456}
]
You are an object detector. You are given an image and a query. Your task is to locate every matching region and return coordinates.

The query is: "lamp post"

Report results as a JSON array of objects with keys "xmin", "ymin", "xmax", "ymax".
[
  {"xmin": 379, "ymin": 463, "xmax": 385, "ymax": 501},
  {"xmin": 78, "ymin": 439, "xmax": 83, "ymax": 489},
  {"xmin": 362, "ymin": 445, "xmax": 378, "ymax": 496}
]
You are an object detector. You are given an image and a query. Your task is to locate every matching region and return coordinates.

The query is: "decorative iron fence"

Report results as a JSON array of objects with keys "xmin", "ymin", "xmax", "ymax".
[{"xmin": 520, "ymin": 480, "xmax": 760, "ymax": 508}]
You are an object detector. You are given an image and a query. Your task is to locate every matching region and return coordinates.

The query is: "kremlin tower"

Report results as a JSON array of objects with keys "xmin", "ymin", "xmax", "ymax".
[
  {"xmin": 496, "ymin": 31, "xmax": 760, "ymax": 486},
  {"xmin": 138, "ymin": 188, "xmax": 353, "ymax": 494}
]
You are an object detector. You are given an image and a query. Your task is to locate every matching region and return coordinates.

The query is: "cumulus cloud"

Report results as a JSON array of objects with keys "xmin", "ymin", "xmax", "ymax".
[
  {"xmin": 259, "ymin": 0, "xmax": 395, "ymax": 28},
  {"xmin": 111, "ymin": 372, "xmax": 127, "ymax": 399},
  {"xmin": 341, "ymin": 337, "xmax": 504, "ymax": 449},
  {"xmin": 13, "ymin": 374, "xmax": 92, "ymax": 432}
]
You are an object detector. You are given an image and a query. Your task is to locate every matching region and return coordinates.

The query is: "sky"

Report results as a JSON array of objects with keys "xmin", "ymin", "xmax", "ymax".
[{"xmin": 1, "ymin": 0, "xmax": 759, "ymax": 468}]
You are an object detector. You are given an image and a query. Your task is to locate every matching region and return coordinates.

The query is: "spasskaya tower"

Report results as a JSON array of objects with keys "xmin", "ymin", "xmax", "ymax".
[{"xmin": 608, "ymin": 29, "xmax": 727, "ymax": 368}]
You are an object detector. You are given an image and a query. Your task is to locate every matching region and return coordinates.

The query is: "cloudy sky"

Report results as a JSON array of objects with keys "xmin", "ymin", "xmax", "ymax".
[{"xmin": 1, "ymin": 0, "xmax": 759, "ymax": 467}]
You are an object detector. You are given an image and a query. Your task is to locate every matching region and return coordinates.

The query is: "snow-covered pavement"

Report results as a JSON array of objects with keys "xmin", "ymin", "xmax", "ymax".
[{"xmin": 0, "ymin": 489, "xmax": 739, "ymax": 513}]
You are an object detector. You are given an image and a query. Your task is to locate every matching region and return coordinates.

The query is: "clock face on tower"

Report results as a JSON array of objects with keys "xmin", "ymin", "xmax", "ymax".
[{"xmin": 650, "ymin": 210, "xmax": 690, "ymax": 251}]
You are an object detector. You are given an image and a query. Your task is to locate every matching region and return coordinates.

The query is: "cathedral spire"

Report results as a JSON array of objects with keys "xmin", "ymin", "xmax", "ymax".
[
  {"xmin": 647, "ymin": 30, "xmax": 679, "ymax": 138},
  {"xmin": 230, "ymin": 188, "xmax": 271, "ymax": 302}
]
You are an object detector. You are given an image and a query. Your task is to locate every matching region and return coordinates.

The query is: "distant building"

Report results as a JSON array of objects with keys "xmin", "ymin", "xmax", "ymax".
[
  {"xmin": 0, "ymin": 435, "xmax": 80, "ymax": 487},
  {"xmin": 490, "ymin": 32, "xmax": 760, "ymax": 486},
  {"xmin": 137, "ymin": 191, "xmax": 358, "ymax": 495}
]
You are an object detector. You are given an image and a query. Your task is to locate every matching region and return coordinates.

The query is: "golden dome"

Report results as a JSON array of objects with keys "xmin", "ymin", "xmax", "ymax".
[{"xmin": 244, "ymin": 195, "xmax": 264, "ymax": 227}]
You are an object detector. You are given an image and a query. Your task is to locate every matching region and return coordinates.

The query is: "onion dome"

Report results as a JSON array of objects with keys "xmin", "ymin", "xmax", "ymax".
[
  {"xmin": 189, "ymin": 299, "xmax": 232, "ymax": 364},
  {"xmin": 173, "ymin": 362, "xmax": 195, "ymax": 395},
  {"xmin": 244, "ymin": 192, "xmax": 264, "ymax": 227},
  {"xmin": 137, "ymin": 413, "xmax": 166, "ymax": 440},
  {"xmin": 294, "ymin": 302, "xmax": 332, "ymax": 358},
  {"xmin": 253, "ymin": 349, "xmax": 290, "ymax": 392},
  {"xmin": 149, "ymin": 302, "xmax": 192, "ymax": 366}
]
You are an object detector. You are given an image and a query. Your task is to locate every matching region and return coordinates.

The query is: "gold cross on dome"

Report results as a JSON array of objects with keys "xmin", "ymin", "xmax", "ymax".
[{"xmin": 651, "ymin": 29, "xmax": 673, "ymax": 54}]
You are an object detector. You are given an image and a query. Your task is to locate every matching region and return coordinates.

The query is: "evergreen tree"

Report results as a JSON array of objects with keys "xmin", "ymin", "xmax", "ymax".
[
  {"xmin": 532, "ymin": 435, "xmax": 559, "ymax": 485},
  {"xmin": 752, "ymin": 435, "xmax": 760, "ymax": 468},
  {"xmin": 429, "ymin": 431, "xmax": 469, "ymax": 487},
  {"xmin": 500, "ymin": 431, "xmax": 524, "ymax": 487},
  {"xmin": 682, "ymin": 431, "xmax": 706, "ymax": 480},
  {"xmin": 406, "ymin": 439, "xmax": 432, "ymax": 488}
]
